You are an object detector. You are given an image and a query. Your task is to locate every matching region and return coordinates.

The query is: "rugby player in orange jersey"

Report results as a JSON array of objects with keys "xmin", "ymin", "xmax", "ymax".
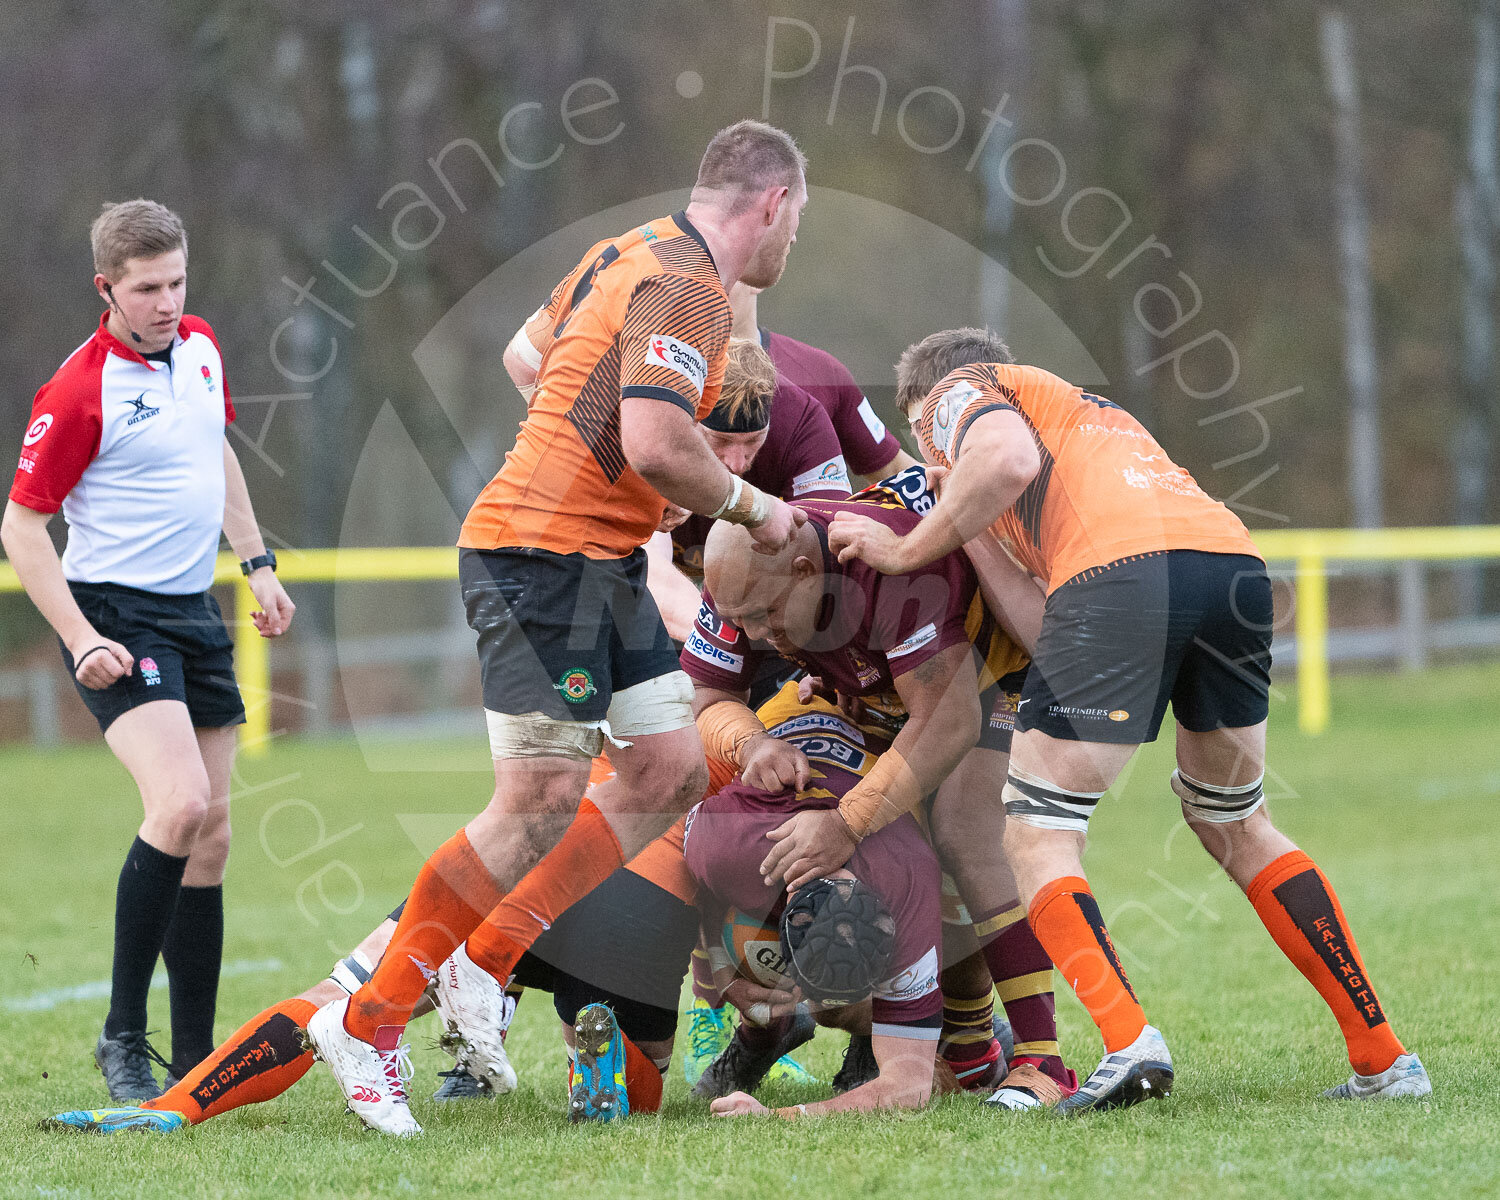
[
  {"xmin": 304, "ymin": 121, "xmax": 813, "ymax": 1136},
  {"xmin": 827, "ymin": 328, "xmax": 1430, "ymax": 1112}
]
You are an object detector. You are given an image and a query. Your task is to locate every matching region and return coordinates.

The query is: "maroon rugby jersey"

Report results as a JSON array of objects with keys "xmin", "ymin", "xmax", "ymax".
[
  {"xmin": 680, "ymin": 498, "xmax": 980, "ymax": 701},
  {"xmin": 762, "ymin": 328, "xmax": 902, "ymax": 478},
  {"xmin": 682, "ymin": 698, "xmax": 942, "ymax": 1036},
  {"xmin": 672, "ymin": 377, "xmax": 850, "ymax": 575}
]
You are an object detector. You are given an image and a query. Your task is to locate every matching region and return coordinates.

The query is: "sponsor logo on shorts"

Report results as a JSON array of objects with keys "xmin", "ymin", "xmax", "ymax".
[
  {"xmin": 875, "ymin": 947, "xmax": 939, "ymax": 1003},
  {"xmin": 23, "ymin": 413, "xmax": 53, "ymax": 446},
  {"xmin": 857, "ymin": 397, "xmax": 887, "ymax": 443},
  {"xmin": 1045, "ymin": 703, "xmax": 1129, "ymax": 723},
  {"xmin": 555, "ymin": 668, "xmax": 598, "ymax": 704},
  {"xmin": 989, "ymin": 690, "xmax": 1021, "ymax": 731},
  {"xmin": 686, "ymin": 630, "xmax": 743, "ymax": 671},
  {"xmin": 139, "ymin": 656, "xmax": 162, "ymax": 686},
  {"xmin": 644, "ymin": 334, "xmax": 707, "ymax": 393},
  {"xmin": 695, "ymin": 601, "xmax": 737, "ymax": 643},
  {"xmin": 791, "ymin": 456, "xmax": 851, "ymax": 497},
  {"xmin": 887, "ymin": 622, "xmax": 938, "ymax": 659}
]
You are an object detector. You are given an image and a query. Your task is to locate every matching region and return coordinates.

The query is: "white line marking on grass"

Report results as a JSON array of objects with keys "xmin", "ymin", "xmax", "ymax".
[{"xmin": 3, "ymin": 958, "xmax": 284, "ymax": 1013}]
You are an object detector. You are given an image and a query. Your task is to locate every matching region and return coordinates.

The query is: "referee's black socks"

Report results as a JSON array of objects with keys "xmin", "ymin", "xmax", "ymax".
[
  {"xmin": 104, "ymin": 836, "xmax": 188, "ymax": 1040},
  {"xmin": 162, "ymin": 883, "xmax": 224, "ymax": 1074}
]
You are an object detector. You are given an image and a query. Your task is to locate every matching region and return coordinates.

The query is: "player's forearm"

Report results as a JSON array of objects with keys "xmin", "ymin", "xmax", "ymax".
[
  {"xmin": 221, "ymin": 440, "xmax": 267, "ymax": 562},
  {"xmin": 695, "ymin": 695, "xmax": 768, "ymax": 765},
  {"xmin": 644, "ymin": 532, "xmax": 702, "ymax": 641},
  {"xmin": 0, "ymin": 503, "xmax": 96, "ymax": 647},
  {"xmin": 963, "ymin": 531, "xmax": 1045, "ymax": 655},
  {"xmin": 622, "ymin": 408, "xmax": 739, "ymax": 515},
  {"xmin": 789, "ymin": 1046, "xmax": 935, "ymax": 1115},
  {"xmin": 895, "ymin": 446, "xmax": 1024, "ymax": 572}
]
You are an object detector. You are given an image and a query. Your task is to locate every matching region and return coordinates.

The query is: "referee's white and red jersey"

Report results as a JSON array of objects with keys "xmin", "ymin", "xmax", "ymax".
[{"xmin": 8, "ymin": 312, "xmax": 236, "ymax": 595}]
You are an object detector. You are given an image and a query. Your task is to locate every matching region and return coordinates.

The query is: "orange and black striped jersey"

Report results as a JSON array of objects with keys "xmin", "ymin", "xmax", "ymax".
[
  {"xmin": 460, "ymin": 211, "xmax": 732, "ymax": 559},
  {"xmin": 915, "ymin": 363, "xmax": 1261, "ymax": 591}
]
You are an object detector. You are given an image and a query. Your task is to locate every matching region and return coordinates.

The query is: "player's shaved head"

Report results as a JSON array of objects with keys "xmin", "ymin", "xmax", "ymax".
[
  {"xmin": 703, "ymin": 519, "xmax": 826, "ymax": 651},
  {"xmin": 703, "ymin": 519, "xmax": 812, "ymax": 597}
]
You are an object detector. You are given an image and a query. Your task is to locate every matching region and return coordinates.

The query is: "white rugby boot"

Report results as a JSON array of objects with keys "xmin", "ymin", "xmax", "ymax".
[
  {"xmin": 1056, "ymin": 1024, "xmax": 1173, "ymax": 1115},
  {"xmin": 431, "ymin": 942, "xmax": 518, "ymax": 1094},
  {"xmin": 304, "ymin": 996, "xmax": 420, "ymax": 1136},
  {"xmin": 1323, "ymin": 1052, "xmax": 1431, "ymax": 1101}
]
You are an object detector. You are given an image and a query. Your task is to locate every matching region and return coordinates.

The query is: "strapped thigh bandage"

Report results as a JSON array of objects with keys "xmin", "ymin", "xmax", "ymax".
[
  {"xmin": 1171, "ymin": 768, "xmax": 1265, "ymax": 823},
  {"xmin": 1001, "ymin": 766, "xmax": 1104, "ymax": 833},
  {"xmin": 606, "ymin": 671, "xmax": 695, "ymax": 738},
  {"xmin": 485, "ymin": 710, "xmax": 620, "ymax": 761}
]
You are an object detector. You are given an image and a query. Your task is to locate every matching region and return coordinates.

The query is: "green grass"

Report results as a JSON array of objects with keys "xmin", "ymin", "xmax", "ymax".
[{"xmin": 2, "ymin": 663, "xmax": 1498, "ymax": 1198}]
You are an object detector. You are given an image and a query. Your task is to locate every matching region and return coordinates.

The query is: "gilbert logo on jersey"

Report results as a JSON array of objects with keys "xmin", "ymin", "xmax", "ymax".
[
  {"xmin": 125, "ymin": 392, "xmax": 161, "ymax": 427},
  {"xmin": 645, "ymin": 334, "xmax": 707, "ymax": 392}
]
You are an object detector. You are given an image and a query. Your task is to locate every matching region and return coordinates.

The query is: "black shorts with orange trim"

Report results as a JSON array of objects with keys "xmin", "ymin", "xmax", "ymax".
[{"xmin": 1018, "ymin": 550, "xmax": 1272, "ymax": 744}]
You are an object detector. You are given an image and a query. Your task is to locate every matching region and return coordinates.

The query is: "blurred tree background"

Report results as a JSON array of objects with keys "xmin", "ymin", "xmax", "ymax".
[{"xmin": 2, "ymin": 0, "xmax": 1495, "ymax": 659}]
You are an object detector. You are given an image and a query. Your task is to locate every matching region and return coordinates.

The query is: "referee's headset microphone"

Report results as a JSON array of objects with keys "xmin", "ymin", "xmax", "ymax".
[{"xmin": 102, "ymin": 283, "xmax": 143, "ymax": 344}]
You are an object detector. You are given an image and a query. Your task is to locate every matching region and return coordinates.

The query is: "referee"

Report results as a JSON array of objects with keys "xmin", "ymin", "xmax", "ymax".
[{"xmin": 1, "ymin": 200, "xmax": 294, "ymax": 1101}]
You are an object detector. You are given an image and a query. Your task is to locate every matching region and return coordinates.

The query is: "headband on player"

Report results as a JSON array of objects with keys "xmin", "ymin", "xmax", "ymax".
[
  {"xmin": 702, "ymin": 402, "xmax": 770, "ymax": 434},
  {"xmin": 779, "ymin": 877, "xmax": 896, "ymax": 1007}
]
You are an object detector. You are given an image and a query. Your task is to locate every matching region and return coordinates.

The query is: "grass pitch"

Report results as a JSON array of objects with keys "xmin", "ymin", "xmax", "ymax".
[{"xmin": 2, "ymin": 662, "xmax": 1497, "ymax": 1198}]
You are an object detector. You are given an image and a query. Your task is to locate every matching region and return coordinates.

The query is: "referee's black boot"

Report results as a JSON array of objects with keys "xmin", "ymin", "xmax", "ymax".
[{"xmin": 95, "ymin": 1029, "xmax": 168, "ymax": 1103}]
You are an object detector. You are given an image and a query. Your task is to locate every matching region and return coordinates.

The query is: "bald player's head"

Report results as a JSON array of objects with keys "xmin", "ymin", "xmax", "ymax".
[{"xmin": 703, "ymin": 519, "xmax": 825, "ymax": 651}]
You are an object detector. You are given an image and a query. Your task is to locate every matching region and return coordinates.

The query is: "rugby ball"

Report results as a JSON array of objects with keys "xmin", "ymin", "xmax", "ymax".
[{"xmin": 721, "ymin": 907, "xmax": 793, "ymax": 989}]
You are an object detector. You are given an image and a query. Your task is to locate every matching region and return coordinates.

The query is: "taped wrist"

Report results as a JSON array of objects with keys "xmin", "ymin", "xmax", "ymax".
[
  {"xmin": 507, "ymin": 313, "xmax": 544, "ymax": 371},
  {"xmin": 709, "ymin": 476, "xmax": 772, "ymax": 527},
  {"xmin": 696, "ymin": 700, "xmax": 767, "ymax": 766},
  {"xmin": 837, "ymin": 748, "xmax": 921, "ymax": 841}
]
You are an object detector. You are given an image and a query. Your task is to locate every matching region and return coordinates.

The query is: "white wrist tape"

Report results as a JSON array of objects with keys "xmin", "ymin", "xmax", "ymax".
[
  {"xmin": 707, "ymin": 476, "xmax": 744, "ymax": 520},
  {"xmin": 507, "ymin": 313, "xmax": 544, "ymax": 371}
]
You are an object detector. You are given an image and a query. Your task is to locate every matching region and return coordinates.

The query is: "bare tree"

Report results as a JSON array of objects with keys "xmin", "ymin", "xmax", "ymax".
[
  {"xmin": 1455, "ymin": 0, "xmax": 1500, "ymax": 612},
  {"xmin": 1320, "ymin": 7, "xmax": 1383, "ymax": 528}
]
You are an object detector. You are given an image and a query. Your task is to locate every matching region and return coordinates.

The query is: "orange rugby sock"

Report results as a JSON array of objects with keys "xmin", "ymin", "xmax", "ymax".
[
  {"xmin": 1028, "ymin": 877, "xmax": 1148, "ymax": 1054},
  {"xmin": 144, "ymin": 997, "xmax": 318, "ymax": 1123},
  {"xmin": 465, "ymin": 799, "xmax": 625, "ymax": 983},
  {"xmin": 345, "ymin": 829, "xmax": 502, "ymax": 1043},
  {"xmin": 623, "ymin": 1032, "xmax": 664, "ymax": 1113},
  {"xmin": 1247, "ymin": 850, "xmax": 1405, "ymax": 1075}
]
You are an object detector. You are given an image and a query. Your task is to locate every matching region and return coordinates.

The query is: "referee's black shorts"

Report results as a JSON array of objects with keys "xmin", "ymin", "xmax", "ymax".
[{"xmin": 60, "ymin": 581, "xmax": 245, "ymax": 733}]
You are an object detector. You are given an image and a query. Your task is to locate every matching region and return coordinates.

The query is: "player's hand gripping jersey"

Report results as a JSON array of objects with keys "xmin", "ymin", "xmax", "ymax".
[
  {"xmin": 915, "ymin": 363, "xmax": 1261, "ymax": 590},
  {"xmin": 461, "ymin": 212, "xmax": 733, "ymax": 559}
]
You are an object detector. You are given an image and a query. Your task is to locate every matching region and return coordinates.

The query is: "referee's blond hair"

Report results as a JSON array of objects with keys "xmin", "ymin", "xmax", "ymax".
[{"xmin": 91, "ymin": 200, "xmax": 187, "ymax": 281}]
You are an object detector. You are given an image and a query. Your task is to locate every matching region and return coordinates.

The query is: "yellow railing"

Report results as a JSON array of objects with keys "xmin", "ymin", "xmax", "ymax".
[{"xmin": 5, "ymin": 528, "xmax": 1500, "ymax": 754}]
